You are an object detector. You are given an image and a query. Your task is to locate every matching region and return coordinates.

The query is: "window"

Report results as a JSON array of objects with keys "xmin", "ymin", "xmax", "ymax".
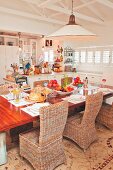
[
  {"xmin": 94, "ymin": 51, "xmax": 101, "ymax": 63},
  {"xmin": 44, "ymin": 50, "xmax": 54, "ymax": 63},
  {"xmin": 103, "ymin": 50, "xmax": 110, "ymax": 64},
  {"xmin": 80, "ymin": 51, "xmax": 86, "ymax": 63},
  {"xmin": 112, "ymin": 51, "xmax": 113, "ymax": 63},
  {"xmin": 87, "ymin": 51, "xmax": 93, "ymax": 63},
  {"xmin": 74, "ymin": 51, "xmax": 79, "ymax": 63},
  {"xmin": 49, "ymin": 50, "xmax": 54, "ymax": 63},
  {"xmin": 44, "ymin": 51, "xmax": 49, "ymax": 62}
]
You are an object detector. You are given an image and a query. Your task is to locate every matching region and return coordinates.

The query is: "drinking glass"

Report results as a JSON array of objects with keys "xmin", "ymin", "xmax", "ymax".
[
  {"xmin": 8, "ymin": 85, "xmax": 13, "ymax": 94},
  {"xmin": 13, "ymin": 88, "xmax": 21, "ymax": 102}
]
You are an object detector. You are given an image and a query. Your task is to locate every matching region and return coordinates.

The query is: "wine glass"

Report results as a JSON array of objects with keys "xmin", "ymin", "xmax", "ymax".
[
  {"xmin": 8, "ymin": 85, "xmax": 13, "ymax": 94},
  {"xmin": 101, "ymin": 79, "xmax": 106, "ymax": 88}
]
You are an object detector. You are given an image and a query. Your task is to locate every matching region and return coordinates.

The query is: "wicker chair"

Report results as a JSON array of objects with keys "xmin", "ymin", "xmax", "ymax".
[
  {"xmin": 19, "ymin": 101, "xmax": 68, "ymax": 170},
  {"xmin": 0, "ymin": 83, "xmax": 18, "ymax": 95},
  {"xmin": 34, "ymin": 80, "xmax": 49, "ymax": 87},
  {"xmin": 96, "ymin": 102, "xmax": 113, "ymax": 130},
  {"xmin": 63, "ymin": 92, "xmax": 103, "ymax": 151}
]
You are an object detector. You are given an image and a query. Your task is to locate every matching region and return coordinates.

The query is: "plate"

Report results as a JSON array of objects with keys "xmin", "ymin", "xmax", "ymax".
[
  {"xmin": 24, "ymin": 96, "xmax": 45, "ymax": 103},
  {"xmin": 98, "ymin": 88, "xmax": 113, "ymax": 92}
]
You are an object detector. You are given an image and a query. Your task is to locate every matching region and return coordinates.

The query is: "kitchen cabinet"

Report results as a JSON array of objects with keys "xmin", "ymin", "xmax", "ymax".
[
  {"xmin": 27, "ymin": 72, "xmax": 77, "ymax": 88},
  {"xmin": 0, "ymin": 46, "xmax": 6, "ymax": 83},
  {"xmin": 0, "ymin": 46, "xmax": 19, "ymax": 83},
  {"xmin": 0, "ymin": 36, "xmax": 18, "ymax": 46},
  {"xmin": 19, "ymin": 39, "xmax": 37, "ymax": 67},
  {"xmin": 64, "ymin": 47, "xmax": 74, "ymax": 72},
  {"xmin": 5, "ymin": 46, "xmax": 19, "ymax": 69},
  {"xmin": 77, "ymin": 72, "xmax": 102, "ymax": 85}
]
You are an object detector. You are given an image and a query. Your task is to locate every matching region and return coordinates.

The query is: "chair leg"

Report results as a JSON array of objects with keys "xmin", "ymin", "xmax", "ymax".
[
  {"xmin": 0, "ymin": 132, "xmax": 7, "ymax": 165},
  {"xmin": 83, "ymin": 149, "xmax": 87, "ymax": 152}
]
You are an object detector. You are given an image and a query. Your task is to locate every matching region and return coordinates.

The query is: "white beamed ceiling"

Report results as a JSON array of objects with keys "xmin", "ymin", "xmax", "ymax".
[{"xmin": 0, "ymin": 0, "xmax": 113, "ymax": 36}]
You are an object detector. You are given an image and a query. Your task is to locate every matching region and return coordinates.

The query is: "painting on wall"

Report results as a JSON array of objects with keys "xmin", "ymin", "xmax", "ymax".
[{"xmin": 45, "ymin": 40, "xmax": 52, "ymax": 47}]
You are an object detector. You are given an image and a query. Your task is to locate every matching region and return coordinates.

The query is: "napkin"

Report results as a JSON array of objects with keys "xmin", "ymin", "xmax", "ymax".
[
  {"xmin": 1, "ymin": 92, "xmax": 28, "ymax": 100},
  {"xmin": 9, "ymin": 98, "xmax": 34, "ymax": 107},
  {"xmin": 62, "ymin": 94, "xmax": 85, "ymax": 104},
  {"xmin": 21, "ymin": 102, "xmax": 50, "ymax": 117}
]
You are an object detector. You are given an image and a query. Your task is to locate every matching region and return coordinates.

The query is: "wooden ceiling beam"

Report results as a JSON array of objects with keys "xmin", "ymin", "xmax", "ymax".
[
  {"xmin": 96, "ymin": 0, "xmax": 113, "ymax": 9},
  {"xmin": 80, "ymin": 0, "xmax": 104, "ymax": 21},
  {"xmin": 22, "ymin": 0, "xmax": 60, "ymax": 7},
  {"xmin": 0, "ymin": 6, "xmax": 66, "ymax": 25},
  {"xmin": 38, "ymin": 0, "xmax": 59, "ymax": 7},
  {"xmin": 45, "ymin": 4, "xmax": 103, "ymax": 24},
  {"xmin": 75, "ymin": 0, "xmax": 97, "ymax": 10}
]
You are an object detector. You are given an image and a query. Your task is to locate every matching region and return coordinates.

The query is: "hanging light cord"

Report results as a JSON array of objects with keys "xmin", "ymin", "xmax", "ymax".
[
  {"xmin": 72, "ymin": 0, "xmax": 73, "ymax": 14},
  {"xmin": 18, "ymin": 32, "xmax": 21, "ymax": 47}
]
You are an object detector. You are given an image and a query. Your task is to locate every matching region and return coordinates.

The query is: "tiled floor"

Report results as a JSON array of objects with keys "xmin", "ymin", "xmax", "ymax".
[{"xmin": 1, "ymin": 124, "xmax": 113, "ymax": 170}]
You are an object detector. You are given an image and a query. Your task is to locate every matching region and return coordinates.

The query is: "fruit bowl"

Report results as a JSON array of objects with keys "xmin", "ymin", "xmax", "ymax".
[
  {"xmin": 56, "ymin": 90, "xmax": 73, "ymax": 96},
  {"xmin": 55, "ymin": 86, "xmax": 74, "ymax": 96}
]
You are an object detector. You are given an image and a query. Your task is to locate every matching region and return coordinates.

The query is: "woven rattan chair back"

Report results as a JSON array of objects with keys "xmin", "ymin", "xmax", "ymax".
[
  {"xmin": 0, "ymin": 83, "xmax": 18, "ymax": 95},
  {"xmin": 82, "ymin": 92, "xmax": 103, "ymax": 126},
  {"xmin": 110, "ymin": 103, "xmax": 113, "ymax": 112},
  {"xmin": 96, "ymin": 102, "xmax": 113, "ymax": 130},
  {"xmin": 39, "ymin": 101, "xmax": 68, "ymax": 147}
]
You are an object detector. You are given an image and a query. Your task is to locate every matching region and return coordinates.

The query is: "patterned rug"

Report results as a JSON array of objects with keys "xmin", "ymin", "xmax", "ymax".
[{"xmin": 1, "ymin": 124, "xmax": 113, "ymax": 170}]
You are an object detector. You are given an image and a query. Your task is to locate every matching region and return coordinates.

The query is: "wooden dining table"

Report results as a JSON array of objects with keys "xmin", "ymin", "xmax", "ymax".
[{"xmin": 0, "ymin": 91, "xmax": 113, "ymax": 165}]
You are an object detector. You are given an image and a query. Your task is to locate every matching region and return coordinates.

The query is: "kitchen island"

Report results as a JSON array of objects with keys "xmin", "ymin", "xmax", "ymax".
[{"xmin": 3, "ymin": 71, "xmax": 103, "ymax": 89}]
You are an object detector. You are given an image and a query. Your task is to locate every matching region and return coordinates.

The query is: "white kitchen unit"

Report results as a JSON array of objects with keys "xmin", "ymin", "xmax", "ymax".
[
  {"xmin": 102, "ymin": 66, "xmax": 113, "ymax": 105},
  {"xmin": 0, "ymin": 46, "xmax": 6, "ymax": 83},
  {"xmin": 27, "ymin": 72, "xmax": 99, "ymax": 89},
  {"xmin": 27, "ymin": 72, "xmax": 75, "ymax": 88},
  {"xmin": 0, "ymin": 46, "xmax": 19, "ymax": 83},
  {"xmin": 77, "ymin": 72, "xmax": 102, "ymax": 84},
  {"xmin": 5, "ymin": 46, "xmax": 19, "ymax": 70}
]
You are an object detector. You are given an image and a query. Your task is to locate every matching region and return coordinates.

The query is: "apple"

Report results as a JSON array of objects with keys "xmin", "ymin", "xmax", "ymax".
[
  {"xmin": 48, "ymin": 83, "xmax": 52, "ymax": 87},
  {"xmin": 53, "ymin": 80, "xmax": 57, "ymax": 84},
  {"xmin": 53, "ymin": 83, "xmax": 57, "ymax": 87}
]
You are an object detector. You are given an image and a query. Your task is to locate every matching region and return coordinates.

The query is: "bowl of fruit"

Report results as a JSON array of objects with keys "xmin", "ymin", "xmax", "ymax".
[
  {"xmin": 47, "ymin": 79, "xmax": 74, "ymax": 95},
  {"xmin": 72, "ymin": 77, "xmax": 84, "ymax": 88},
  {"xmin": 55, "ymin": 85, "xmax": 74, "ymax": 95}
]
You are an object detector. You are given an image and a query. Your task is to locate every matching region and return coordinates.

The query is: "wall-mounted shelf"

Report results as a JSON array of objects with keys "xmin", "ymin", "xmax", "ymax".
[
  {"xmin": 64, "ymin": 47, "xmax": 74, "ymax": 72},
  {"xmin": 0, "ymin": 35, "xmax": 18, "ymax": 46}
]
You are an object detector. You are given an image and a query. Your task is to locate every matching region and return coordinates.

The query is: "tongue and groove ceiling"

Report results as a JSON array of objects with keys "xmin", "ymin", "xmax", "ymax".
[{"xmin": 0, "ymin": 0, "xmax": 113, "ymax": 36}]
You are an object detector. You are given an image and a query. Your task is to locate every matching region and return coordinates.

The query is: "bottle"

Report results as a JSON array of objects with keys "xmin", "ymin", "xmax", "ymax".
[
  {"xmin": 85, "ymin": 77, "xmax": 88, "ymax": 84},
  {"xmin": 83, "ymin": 77, "xmax": 88, "ymax": 89},
  {"xmin": 60, "ymin": 54, "xmax": 63, "ymax": 62}
]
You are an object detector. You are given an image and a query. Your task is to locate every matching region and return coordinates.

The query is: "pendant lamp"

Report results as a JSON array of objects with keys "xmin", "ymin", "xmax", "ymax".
[{"xmin": 47, "ymin": 0, "xmax": 95, "ymax": 37}]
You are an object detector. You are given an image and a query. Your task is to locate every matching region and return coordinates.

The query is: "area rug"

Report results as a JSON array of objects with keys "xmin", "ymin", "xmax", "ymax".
[{"xmin": 1, "ymin": 124, "xmax": 113, "ymax": 170}]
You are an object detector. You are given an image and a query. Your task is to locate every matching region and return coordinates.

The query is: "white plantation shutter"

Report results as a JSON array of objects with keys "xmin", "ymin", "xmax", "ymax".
[
  {"xmin": 112, "ymin": 51, "xmax": 113, "ymax": 63},
  {"xmin": 74, "ymin": 51, "xmax": 79, "ymax": 62},
  {"xmin": 44, "ymin": 50, "xmax": 54, "ymax": 63},
  {"xmin": 94, "ymin": 51, "xmax": 101, "ymax": 63},
  {"xmin": 44, "ymin": 51, "xmax": 49, "ymax": 62},
  {"xmin": 103, "ymin": 50, "xmax": 110, "ymax": 64},
  {"xmin": 80, "ymin": 51, "xmax": 86, "ymax": 63},
  {"xmin": 49, "ymin": 50, "xmax": 54, "ymax": 63},
  {"xmin": 87, "ymin": 51, "xmax": 93, "ymax": 63}
]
